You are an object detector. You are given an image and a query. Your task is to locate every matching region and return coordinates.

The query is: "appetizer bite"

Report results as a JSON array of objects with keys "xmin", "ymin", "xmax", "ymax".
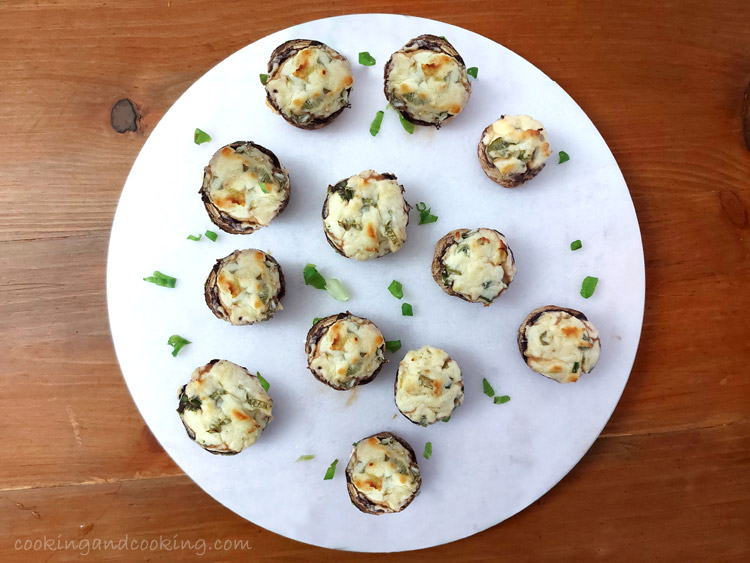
[
  {"xmin": 384, "ymin": 34, "xmax": 471, "ymax": 128},
  {"xmin": 204, "ymin": 249, "xmax": 284, "ymax": 325},
  {"xmin": 431, "ymin": 228, "xmax": 516, "ymax": 306},
  {"xmin": 200, "ymin": 141, "xmax": 290, "ymax": 234},
  {"xmin": 323, "ymin": 170, "xmax": 410, "ymax": 261},
  {"xmin": 478, "ymin": 115, "xmax": 552, "ymax": 188},
  {"xmin": 177, "ymin": 359, "xmax": 273, "ymax": 455},
  {"xmin": 517, "ymin": 305, "xmax": 601, "ymax": 383},
  {"xmin": 264, "ymin": 39, "xmax": 353, "ymax": 129},
  {"xmin": 346, "ymin": 432, "xmax": 421, "ymax": 514},
  {"xmin": 395, "ymin": 345, "xmax": 464, "ymax": 426},
  {"xmin": 305, "ymin": 312, "xmax": 387, "ymax": 390}
]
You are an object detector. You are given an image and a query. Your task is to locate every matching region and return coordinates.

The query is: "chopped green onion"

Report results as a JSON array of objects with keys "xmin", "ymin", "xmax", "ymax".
[
  {"xmin": 259, "ymin": 73, "xmax": 269, "ymax": 85},
  {"xmin": 482, "ymin": 377, "xmax": 495, "ymax": 397},
  {"xmin": 259, "ymin": 182, "xmax": 269, "ymax": 194},
  {"xmin": 558, "ymin": 151, "xmax": 570, "ymax": 164},
  {"xmin": 358, "ymin": 51, "xmax": 376, "ymax": 66},
  {"xmin": 494, "ymin": 395, "xmax": 511, "ymax": 405},
  {"xmin": 401, "ymin": 303, "xmax": 413, "ymax": 316},
  {"xmin": 312, "ymin": 317, "xmax": 322, "ymax": 326},
  {"xmin": 385, "ymin": 340, "xmax": 402, "ymax": 353},
  {"xmin": 325, "ymin": 278, "xmax": 350, "ymax": 302},
  {"xmin": 187, "ymin": 234, "xmax": 202, "ymax": 241},
  {"xmin": 303, "ymin": 264, "xmax": 327, "ymax": 290},
  {"xmin": 303, "ymin": 264, "xmax": 349, "ymax": 301},
  {"xmin": 399, "ymin": 114, "xmax": 414, "ymax": 134},
  {"xmin": 204, "ymin": 230, "xmax": 218, "ymax": 242},
  {"xmin": 256, "ymin": 372, "xmax": 270, "ymax": 392},
  {"xmin": 580, "ymin": 276, "xmax": 599, "ymax": 299},
  {"xmin": 352, "ymin": 441, "xmax": 359, "ymax": 447},
  {"xmin": 570, "ymin": 239, "xmax": 582, "ymax": 251},
  {"xmin": 370, "ymin": 110, "xmax": 384, "ymax": 136},
  {"xmin": 423, "ymin": 442, "xmax": 432, "ymax": 459},
  {"xmin": 323, "ymin": 459, "xmax": 338, "ymax": 480},
  {"xmin": 388, "ymin": 280, "xmax": 403, "ymax": 299},
  {"xmin": 167, "ymin": 335, "xmax": 190, "ymax": 357},
  {"xmin": 415, "ymin": 202, "xmax": 438, "ymax": 224},
  {"xmin": 467, "ymin": 67, "xmax": 478, "ymax": 79},
  {"xmin": 143, "ymin": 271, "xmax": 177, "ymax": 288},
  {"xmin": 442, "ymin": 416, "xmax": 451, "ymax": 422},
  {"xmin": 296, "ymin": 454, "xmax": 315, "ymax": 462},
  {"xmin": 193, "ymin": 128, "xmax": 211, "ymax": 145},
  {"xmin": 438, "ymin": 35, "xmax": 447, "ymax": 40},
  {"xmin": 572, "ymin": 362, "xmax": 580, "ymax": 374}
]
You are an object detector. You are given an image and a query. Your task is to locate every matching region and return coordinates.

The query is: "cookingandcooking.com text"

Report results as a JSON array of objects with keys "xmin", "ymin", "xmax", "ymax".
[{"xmin": 14, "ymin": 535, "xmax": 252, "ymax": 556}]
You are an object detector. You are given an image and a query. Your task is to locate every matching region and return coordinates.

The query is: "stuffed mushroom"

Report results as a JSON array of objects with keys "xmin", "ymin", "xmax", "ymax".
[
  {"xmin": 305, "ymin": 312, "xmax": 387, "ymax": 390},
  {"xmin": 478, "ymin": 115, "xmax": 552, "ymax": 188},
  {"xmin": 200, "ymin": 141, "xmax": 290, "ymax": 234},
  {"xmin": 323, "ymin": 170, "xmax": 410, "ymax": 261},
  {"xmin": 431, "ymin": 228, "xmax": 516, "ymax": 305},
  {"xmin": 204, "ymin": 249, "xmax": 285, "ymax": 325},
  {"xmin": 346, "ymin": 432, "xmax": 421, "ymax": 514},
  {"xmin": 517, "ymin": 305, "xmax": 601, "ymax": 383},
  {"xmin": 264, "ymin": 39, "xmax": 353, "ymax": 129},
  {"xmin": 384, "ymin": 34, "xmax": 471, "ymax": 128},
  {"xmin": 395, "ymin": 345, "xmax": 464, "ymax": 426},
  {"xmin": 177, "ymin": 359, "xmax": 273, "ymax": 455}
]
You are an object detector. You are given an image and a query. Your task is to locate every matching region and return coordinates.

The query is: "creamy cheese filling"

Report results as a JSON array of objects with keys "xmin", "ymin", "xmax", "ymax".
[
  {"xmin": 387, "ymin": 50, "xmax": 470, "ymax": 123},
  {"xmin": 442, "ymin": 229, "xmax": 516, "ymax": 303},
  {"xmin": 206, "ymin": 145, "xmax": 288, "ymax": 226},
  {"xmin": 396, "ymin": 345, "xmax": 463, "ymax": 425},
  {"xmin": 324, "ymin": 170, "xmax": 409, "ymax": 261},
  {"xmin": 179, "ymin": 360, "xmax": 273, "ymax": 453},
  {"xmin": 349, "ymin": 436, "xmax": 419, "ymax": 512},
  {"xmin": 310, "ymin": 318, "xmax": 385, "ymax": 387},
  {"xmin": 216, "ymin": 250, "xmax": 282, "ymax": 324},
  {"xmin": 524, "ymin": 311, "xmax": 601, "ymax": 383},
  {"xmin": 266, "ymin": 46, "xmax": 353, "ymax": 123},
  {"xmin": 481, "ymin": 115, "xmax": 551, "ymax": 176}
]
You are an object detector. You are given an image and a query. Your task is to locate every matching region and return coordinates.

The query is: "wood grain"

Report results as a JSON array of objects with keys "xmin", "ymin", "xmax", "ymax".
[{"xmin": 1, "ymin": 0, "xmax": 748, "ymax": 560}]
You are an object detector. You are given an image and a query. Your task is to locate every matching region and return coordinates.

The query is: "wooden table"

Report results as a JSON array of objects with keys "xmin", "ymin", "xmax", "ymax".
[{"xmin": 2, "ymin": 1, "xmax": 748, "ymax": 560}]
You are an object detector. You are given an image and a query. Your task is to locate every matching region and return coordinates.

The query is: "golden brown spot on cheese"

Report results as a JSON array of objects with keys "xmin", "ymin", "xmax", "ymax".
[
  {"xmin": 343, "ymin": 75, "xmax": 353, "ymax": 87},
  {"xmin": 375, "ymin": 335, "xmax": 384, "ymax": 347},
  {"xmin": 220, "ymin": 147, "xmax": 233, "ymax": 157},
  {"xmin": 561, "ymin": 326, "xmax": 582, "ymax": 338},
  {"xmin": 365, "ymin": 223, "xmax": 377, "ymax": 240},
  {"xmin": 432, "ymin": 379, "xmax": 442, "ymax": 397},
  {"xmin": 254, "ymin": 251, "xmax": 265, "ymax": 262},
  {"xmin": 367, "ymin": 437, "xmax": 379, "ymax": 446},
  {"xmin": 450, "ymin": 105, "xmax": 462, "ymax": 114},
  {"xmin": 232, "ymin": 409, "xmax": 249, "ymax": 421},
  {"xmin": 549, "ymin": 365, "xmax": 563, "ymax": 374},
  {"xmin": 218, "ymin": 274, "xmax": 242, "ymax": 298},
  {"xmin": 399, "ymin": 474, "xmax": 407, "ymax": 484}
]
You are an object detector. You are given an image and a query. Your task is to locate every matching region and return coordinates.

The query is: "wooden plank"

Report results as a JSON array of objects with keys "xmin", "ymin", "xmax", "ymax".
[{"xmin": 2, "ymin": 420, "xmax": 747, "ymax": 561}]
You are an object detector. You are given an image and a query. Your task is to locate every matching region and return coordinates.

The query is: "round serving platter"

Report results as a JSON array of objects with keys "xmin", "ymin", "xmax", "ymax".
[{"xmin": 107, "ymin": 14, "xmax": 644, "ymax": 552}]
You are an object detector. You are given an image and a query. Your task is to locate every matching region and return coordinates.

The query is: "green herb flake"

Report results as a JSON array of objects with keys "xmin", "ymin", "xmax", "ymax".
[
  {"xmin": 442, "ymin": 416, "xmax": 451, "ymax": 422},
  {"xmin": 415, "ymin": 202, "xmax": 438, "ymax": 224},
  {"xmin": 177, "ymin": 392, "xmax": 201, "ymax": 413},
  {"xmin": 204, "ymin": 230, "xmax": 218, "ymax": 242},
  {"xmin": 325, "ymin": 278, "xmax": 350, "ymax": 302},
  {"xmin": 259, "ymin": 182, "xmax": 270, "ymax": 194},
  {"xmin": 296, "ymin": 454, "xmax": 315, "ymax": 462},
  {"xmin": 187, "ymin": 234, "xmax": 202, "ymax": 241},
  {"xmin": 358, "ymin": 51, "xmax": 376, "ymax": 66},
  {"xmin": 259, "ymin": 73, "xmax": 269, "ymax": 85},
  {"xmin": 399, "ymin": 114, "xmax": 415, "ymax": 134},
  {"xmin": 193, "ymin": 128, "xmax": 212, "ymax": 145},
  {"xmin": 494, "ymin": 395, "xmax": 511, "ymax": 405},
  {"xmin": 423, "ymin": 442, "xmax": 433, "ymax": 459},
  {"xmin": 570, "ymin": 239, "xmax": 582, "ymax": 251},
  {"xmin": 580, "ymin": 276, "xmax": 599, "ymax": 299},
  {"xmin": 558, "ymin": 151, "xmax": 570, "ymax": 164},
  {"xmin": 388, "ymin": 280, "xmax": 403, "ymax": 299},
  {"xmin": 143, "ymin": 271, "xmax": 177, "ymax": 288},
  {"xmin": 438, "ymin": 35, "xmax": 447, "ymax": 40},
  {"xmin": 370, "ymin": 110, "xmax": 385, "ymax": 136},
  {"xmin": 256, "ymin": 372, "xmax": 270, "ymax": 392},
  {"xmin": 385, "ymin": 340, "xmax": 402, "ymax": 353},
  {"xmin": 313, "ymin": 317, "xmax": 323, "ymax": 326},
  {"xmin": 167, "ymin": 334, "xmax": 191, "ymax": 357},
  {"xmin": 467, "ymin": 67, "xmax": 479, "ymax": 79},
  {"xmin": 323, "ymin": 459, "xmax": 339, "ymax": 480},
  {"xmin": 401, "ymin": 302, "xmax": 413, "ymax": 316},
  {"xmin": 482, "ymin": 377, "xmax": 495, "ymax": 397},
  {"xmin": 303, "ymin": 264, "xmax": 327, "ymax": 290},
  {"xmin": 572, "ymin": 362, "xmax": 580, "ymax": 374}
]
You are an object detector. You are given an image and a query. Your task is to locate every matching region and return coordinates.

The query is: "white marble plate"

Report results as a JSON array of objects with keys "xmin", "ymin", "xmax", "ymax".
[{"xmin": 107, "ymin": 14, "xmax": 644, "ymax": 552}]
